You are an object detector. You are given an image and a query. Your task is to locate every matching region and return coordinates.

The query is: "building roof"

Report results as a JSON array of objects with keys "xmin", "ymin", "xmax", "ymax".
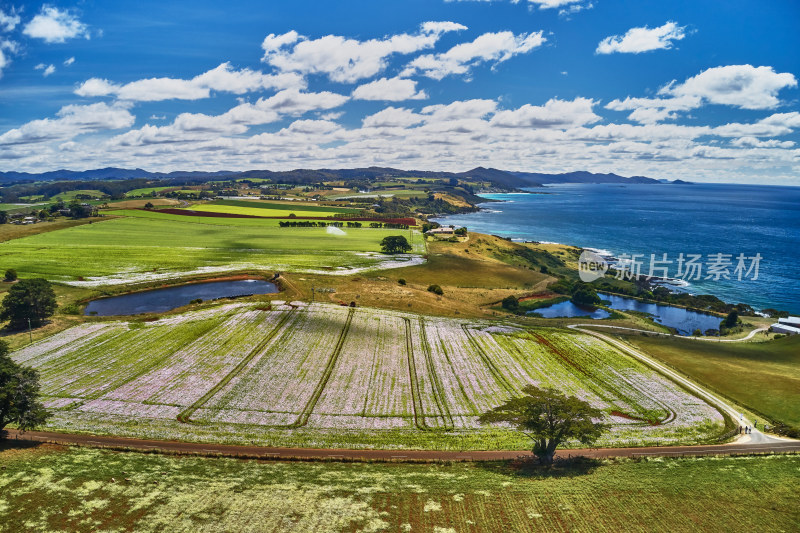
[
  {"xmin": 778, "ymin": 316, "xmax": 800, "ymax": 326},
  {"xmin": 772, "ymin": 323, "xmax": 800, "ymax": 334}
]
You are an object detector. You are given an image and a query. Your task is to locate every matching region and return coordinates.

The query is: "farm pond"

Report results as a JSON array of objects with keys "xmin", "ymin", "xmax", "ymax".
[
  {"xmin": 529, "ymin": 293, "xmax": 723, "ymax": 335},
  {"xmin": 84, "ymin": 279, "xmax": 278, "ymax": 316}
]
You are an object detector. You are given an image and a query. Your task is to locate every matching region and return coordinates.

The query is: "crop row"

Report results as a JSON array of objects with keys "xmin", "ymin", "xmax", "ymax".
[{"xmin": 12, "ymin": 303, "xmax": 723, "ymax": 444}]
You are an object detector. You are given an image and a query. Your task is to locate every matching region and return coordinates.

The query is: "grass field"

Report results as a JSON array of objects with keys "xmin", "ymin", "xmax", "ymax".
[
  {"xmin": 190, "ymin": 199, "xmax": 362, "ymax": 218},
  {"xmin": 124, "ymin": 186, "xmax": 176, "ymax": 197},
  {"xmin": 12, "ymin": 303, "xmax": 724, "ymax": 449},
  {"xmin": 51, "ymin": 189, "xmax": 108, "ymax": 201},
  {"xmin": 621, "ymin": 334, "xmax": 800, "ymax": 427},
  {"xmin": 1, "ymin": 446, "xmax": 797, "ymax": 532},
  {"xmin": 0, "ymin": 216, "xmax": 425, "ymax": 285}
]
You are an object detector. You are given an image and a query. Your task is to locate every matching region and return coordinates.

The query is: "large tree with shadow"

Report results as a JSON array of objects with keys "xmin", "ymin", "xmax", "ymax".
[{"xmin": 479, "ymin": 385, "xmax": 606, "ymax": 465}]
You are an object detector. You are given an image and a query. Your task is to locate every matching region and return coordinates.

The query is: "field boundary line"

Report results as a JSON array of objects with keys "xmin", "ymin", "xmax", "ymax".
[
  {"xmin": 570, "ymin": 326, "xmax": 747, "ymax": 440},
  {"xmin": 177, "ymin": 311, "xmax": 295, "ymax": 423},
  {"xmin": 404, "ymin": 318, "xmax": 427, "ymax": 430},
  {"xmin": 288, "ymin": 307, "xmax": 355, "ymax": 428},
  {"xmin": 461, "ymin": 325, "xmax": 516, "ymax": 395},
  {"xmin": 85, "ymin": 317, "xmax": 228, "ymax": 401},
  {"xmin": 419, "ymin": 318, "xmax": 454, "ymax": 430}
]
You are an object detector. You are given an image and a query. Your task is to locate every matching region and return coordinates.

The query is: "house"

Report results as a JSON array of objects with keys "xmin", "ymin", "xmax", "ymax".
[
  {"xmin": 778, "ymin": 316, "xmax": 800, "ymax": 327},
  {"xmin": 771, "ymin": 323, "xmax": 800, "ymax": 335},
  {"xmin": 426, "ymin": 226, "xmax": 455, "ymax": 237}
]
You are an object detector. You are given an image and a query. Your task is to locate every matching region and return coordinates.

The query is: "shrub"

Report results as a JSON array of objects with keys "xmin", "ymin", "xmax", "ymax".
[
  {"xmin": 4, "ymin": 269, "xmax": 17, "ymax": 282},
  {"xmin": 427, "ymin": 284, "xmax": 443, "ymax": 295},
  {"xmin": 502, "ymin": 295, "xmax": 520, "ymax": 312},
  {"xmin": 398, "ymin": 279, "xmax": 406, "ymax": 285}
]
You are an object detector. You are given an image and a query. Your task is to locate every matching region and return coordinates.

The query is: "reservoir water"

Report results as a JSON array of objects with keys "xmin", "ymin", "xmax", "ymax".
[
  {"xmin": 84, "ymin": 279, "xmax": 278, "ymax": 316},
  {"xmin": 529, "ymin": 293, "xmax": 723, "ymax": 335}
]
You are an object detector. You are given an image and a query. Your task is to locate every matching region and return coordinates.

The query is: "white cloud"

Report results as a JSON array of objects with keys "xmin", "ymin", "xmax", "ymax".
[
  {"xmin": 0, "ymin": 37, "xmax": 19, "ymax": 79},
  {"xmin": 596, "ymin": 22, "xmax": 686, "ymax": 54},
  {"xmin": 0, "ymin": 48, "xmax": 8, "ymax": 79},
  {"xmin": 0, "ymin": 8, "xmax": 21, "ymax": 31},
  {"xmin": 362, "ymin": 107, "xmax": 424, "ymax": 128},
  {"xmin": 107, "ymin": 89, "xmax": 349, "ymax": 147},
  {"xmin": 446, "ymin": 0, "xmax": 586, "ymax": 9},
  {"xmin": 421, "ymin": 99, "xmax": 497, "ymax": 121},
  {"xmin": 261, "ymin": 22, "xmax": 465, "ymax": 83},
  {"xmin": 35, "ymin": 63, "xmax": 56, "ymax": 77},
  {"xmin": 352, "ymin": 77, "xmax": 427, "ymax": 101},
  {"xmin": 403, "ymin": 30, "xmax": 545, "ymax": 80},
  {"xmin": 75, "ymin": 62, "xmax": 306, "ymax": 102},
  {"xmin": 606, "ymin": 95, "xmax": 702, "ymax": 124},
  {"xmin": 0, "ymin": 102, "xmax": 134, "ymax": 146},
  {"xmin": 23, "ymin": 5, "xmax": 89, "ymax": 44},
  {"xmin": 490, "ymin": 98, "xmax": 601, "ymax": 128},
  {"xmin": 659, "ymin": 65, "xmax": 798, "ymax": 110},
  {"xmin": 730, "ymin": 137, "xmax": 794, "ymax": 148},
  {"xmin": 559, "ymin": 2, "xmax": 593, "ymax": 16},
  {"xmin": 63, "ymin": 56, "xmax": 75, "ymax": 66}
]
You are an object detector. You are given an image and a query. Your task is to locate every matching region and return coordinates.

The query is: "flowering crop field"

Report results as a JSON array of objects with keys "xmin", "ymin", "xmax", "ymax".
[{"xmin": 12, "ymin": 303, "xmax": 725, "ymax": 449}]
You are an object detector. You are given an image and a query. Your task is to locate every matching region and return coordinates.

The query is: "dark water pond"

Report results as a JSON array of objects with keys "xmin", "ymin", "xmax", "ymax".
[
  {"xmin": 601, "ymin": 294, "xmax": 721, "ymax": 335},
  {"xmin": 84, "ymin": 279, "xmax": 278, "ymax": 316},
  {"xmin": 529, "ymin": 293, "xmax": 722, "ymax": 335},
  {"xmin": 529, "ymin": 300, "xmax": 612, "ymax": 320}
]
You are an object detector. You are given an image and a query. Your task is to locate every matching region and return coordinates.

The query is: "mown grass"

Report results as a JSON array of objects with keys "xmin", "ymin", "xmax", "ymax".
[
  {"xmin": 211, "ymin": 199, "xmax": 362, "ymax": 213},
  {"xmin": 0, "ymin": 216, "xmax": 424, "ymax": 281},
  {"xmin": 124, "ymin": 186, "xmax": 177, "ymax": 197},
  {"xmin": 0, "ymin": 445, "xmax": 797, "ymax": 532},
  {"xmin": 623, "ymin": 334, "xmax": 800, "ymax": 427},
  {"xmin": 105, "ymin": 208, "xmax": 342, "ymax": 227}
]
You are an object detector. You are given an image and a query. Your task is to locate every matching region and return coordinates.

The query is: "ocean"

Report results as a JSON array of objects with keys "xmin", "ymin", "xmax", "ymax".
[{"xmin": 433, "ymin": 183, "xmax": 800, "ymax": 315}]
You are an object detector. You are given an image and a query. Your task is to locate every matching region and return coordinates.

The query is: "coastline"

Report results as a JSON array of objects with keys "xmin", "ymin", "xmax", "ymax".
[{"xmin": 433, "ymin": 188, "xmax": 782, "ymax": 314}]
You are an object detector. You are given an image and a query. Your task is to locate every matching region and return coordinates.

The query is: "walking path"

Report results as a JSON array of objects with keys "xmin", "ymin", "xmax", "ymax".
[
  {"xmin": 567, "ymin": 323, "xmax": 769, "ymax": 342},
  {"xmin": 567, "ymin": 325, "xmax": 789, "ymax": 446}
]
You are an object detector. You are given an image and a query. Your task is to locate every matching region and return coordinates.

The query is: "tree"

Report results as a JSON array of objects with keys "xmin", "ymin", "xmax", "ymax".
[
  {"xmin": 721, "ymin": 310, "xmax": 739, "ymax": 330},
  {"xmin": 380, "ymin": 235, "xmax": 412, "ymax": 254},
  {"xmin": 570, "ymin": 283, "xmax": 601, "ymax": 306},
  {"xmin": 479, "ymin": 385, "xmax": 606, "ymax": 465},
  {"xmin": 3, "ymin": 269, "xmax": 17, "ymax": 282},
  {"xmin": 0, "ymin": 340, "xmax": 49, "ymax": 435},
  {"xmin": 501, "ymin": 295, "xmax": 520, "ymax": 313},
  {"xmin": 144, "ymin": 202, "xmax": 155, "ymax": 209},
  {"xmin": 0, "ymin": 278, "xmax": 57, "ymax": 330}
]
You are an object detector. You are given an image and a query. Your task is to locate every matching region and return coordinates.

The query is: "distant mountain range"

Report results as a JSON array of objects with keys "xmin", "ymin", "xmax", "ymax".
[{"xmin": 0, "ymin": 166, "xmax": 684, "ymax": 188}]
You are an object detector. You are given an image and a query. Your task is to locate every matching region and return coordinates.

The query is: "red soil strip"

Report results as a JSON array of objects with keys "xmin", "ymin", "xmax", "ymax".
[
  {"xmin": 147, "ymin": 208, "xmax": 417, "ymax": 226},
  {"xmin": 7, "ymin": 429, "xmax": 799, "ymax": 462}
]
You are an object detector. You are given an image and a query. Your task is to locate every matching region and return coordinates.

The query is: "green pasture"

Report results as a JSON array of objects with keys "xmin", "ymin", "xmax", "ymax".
[
  {"xmin": 0, "ymin": 216, "xmax": 424, "ymax": 282},
  {"xmin": 52, "ymin": 190, "xmax": 107, "ymax": 201},
  {"xmin": 124, "ymin": 186, "xmax": 175, "ymax": 197},
  {"xmin": 623, "ymin": 334, "xmax": 800, "ymax": 427},
  {"xmin": 1, "ymin": 446, "xmax": 797, "ymax": 533},
  {"xmin": 192, "ymin": 199, "xmax": 362, "ymax": 218}
]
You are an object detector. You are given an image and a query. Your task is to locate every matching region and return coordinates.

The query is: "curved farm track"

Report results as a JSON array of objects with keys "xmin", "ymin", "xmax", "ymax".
[{"xmin": 4, "ymin": 429, "xmax": 799, "ymax": 461}]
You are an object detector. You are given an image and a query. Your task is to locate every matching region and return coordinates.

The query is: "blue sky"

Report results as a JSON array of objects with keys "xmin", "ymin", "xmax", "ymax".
[{"xmin": 0, "ymin": 0, "xmax": 798, "ymax": 184}]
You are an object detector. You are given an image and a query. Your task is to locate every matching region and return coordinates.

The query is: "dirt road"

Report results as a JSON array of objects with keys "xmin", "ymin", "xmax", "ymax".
[{"xmin": 5, "ymin": 429, "xmax": 799, "ymax": 462}]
